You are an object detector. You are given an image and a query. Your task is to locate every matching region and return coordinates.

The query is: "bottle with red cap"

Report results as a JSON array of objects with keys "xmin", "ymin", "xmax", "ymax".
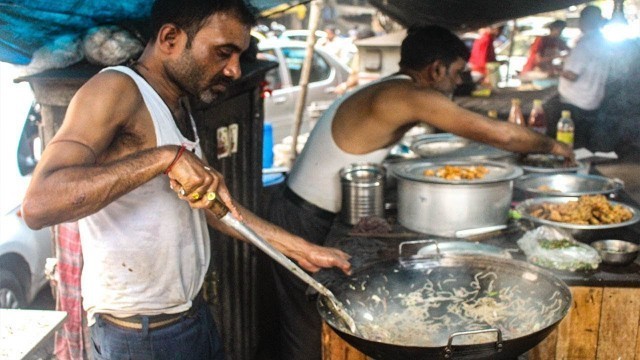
[
  {"xmin": 508, "ymin": 98, "xmax": 524, "ymax": 126},
  {"xmin": 528, "ymin": 99, "xmax": 547, "ymax": 134}
]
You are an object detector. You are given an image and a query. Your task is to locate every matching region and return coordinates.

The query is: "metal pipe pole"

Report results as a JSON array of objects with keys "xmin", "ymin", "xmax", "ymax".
[
  {"xmin": 505, "ymin": 19, "xmax": 517, "ymax": 86},
  {"xmin": 288, "ymin": 0, "xmax": 323, "ymax": 166}
]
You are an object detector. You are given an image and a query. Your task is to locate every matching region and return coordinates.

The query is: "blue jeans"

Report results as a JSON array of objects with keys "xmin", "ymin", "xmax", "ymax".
[{"xmin": 90, "ymin": 304, "xmax": 224, "ymax": 360}]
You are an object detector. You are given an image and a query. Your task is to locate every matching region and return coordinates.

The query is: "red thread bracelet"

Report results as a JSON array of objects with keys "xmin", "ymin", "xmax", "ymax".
[{"xmin": 164, "ymin": 145, "xmax": 187, "ymax": 174}]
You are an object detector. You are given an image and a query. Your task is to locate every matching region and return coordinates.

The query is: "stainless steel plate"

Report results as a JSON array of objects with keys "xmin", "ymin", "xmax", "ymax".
[
  {"xmin": 410, "ymin": 133, "xmax": 514, "ymax": 161},
  {"xmin": 515, "ymin": 196, "xmax": 640, "ymax": 230},
  {"xmin": 515, "ymin": 173, "xmax": 624, "ymax": 197},
  {"xmin": 519, "ymin": 154, "xmax": 587, "ymax": 174}
]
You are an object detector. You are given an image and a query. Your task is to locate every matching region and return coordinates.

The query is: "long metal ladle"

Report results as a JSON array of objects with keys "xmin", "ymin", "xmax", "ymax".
[{"xmin": 209, "ymin": 195, "xmax": 359, "ymax": 334}]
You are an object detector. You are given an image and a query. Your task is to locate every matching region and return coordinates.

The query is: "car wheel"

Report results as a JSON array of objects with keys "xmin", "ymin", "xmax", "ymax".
[{"xmin": 0, "ymin": 269, "xmax": 26, "ymax": 309}]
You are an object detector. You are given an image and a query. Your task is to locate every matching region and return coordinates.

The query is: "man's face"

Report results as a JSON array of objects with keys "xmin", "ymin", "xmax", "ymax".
[
  {"xmin": 166, "ymin": 12, "xmax": 251, "ymax": 103},
  {"xmin": 490, "ymin": 26, "xmax": 504, "ymax": 37},
  {"xmin": 431, "ymin": 58, "xmax": 466, "ymax": 98},
  {"xmin": 549, "ymin": 27, "xmax": 564, "ymax": 38},
  {"xmin": 325, "ymin": 28, "xmax": 336, "ymax": 40}
]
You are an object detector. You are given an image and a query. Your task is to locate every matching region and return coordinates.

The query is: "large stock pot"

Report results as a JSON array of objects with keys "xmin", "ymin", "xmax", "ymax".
[
  {"xmin": 392, "ymin": 160, "xmax": 523, "ymax": 236},
  {"xmin": 318, "ymin": 246, "xmax": 572, "ymax": 360}
]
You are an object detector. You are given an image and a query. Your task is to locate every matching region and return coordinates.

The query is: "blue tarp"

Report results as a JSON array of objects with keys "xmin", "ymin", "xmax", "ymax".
[{"xmin": 0, "ymin": 0, "xmax": 289, "ymax": 64}]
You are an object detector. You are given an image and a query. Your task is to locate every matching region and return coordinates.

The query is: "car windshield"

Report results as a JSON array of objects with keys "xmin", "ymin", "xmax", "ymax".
[{"xmin": 281, "ymin": 47, "xmax": 331, "ymax": 85}]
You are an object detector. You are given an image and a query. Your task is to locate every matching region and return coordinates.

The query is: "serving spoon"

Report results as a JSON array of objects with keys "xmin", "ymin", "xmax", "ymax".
[{"xmin": 208, "ymin": 194, "xmax": 359, "ymax": 335}]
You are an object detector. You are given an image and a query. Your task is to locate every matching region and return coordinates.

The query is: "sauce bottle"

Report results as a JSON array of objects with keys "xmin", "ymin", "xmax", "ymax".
[
  {"xmin": 528, "ymin": 99, "xmax": 547, "ymax": 135},
  {"xmin": 508, "ymin": 98, "xmax": 524, "ymax": 126},
  {"xmin": 556, "ymin": 110, "xmax": 575, "ymax": 147}
]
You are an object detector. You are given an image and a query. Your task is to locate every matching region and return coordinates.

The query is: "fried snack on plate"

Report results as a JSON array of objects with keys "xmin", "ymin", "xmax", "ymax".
[
  {"xmin": 423, "ymin": 165, "xmax": 489, "ymax": 180},
  {"xmin": 529, "ymin": 195, "xmax": 633, "ymax": 225}
]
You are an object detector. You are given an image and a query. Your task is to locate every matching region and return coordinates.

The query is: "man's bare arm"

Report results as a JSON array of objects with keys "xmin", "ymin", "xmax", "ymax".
[
  {"xmin": 204, "ymin": 202, "xmax": 352, "ymax": 274},
  {"xmin": 380, "ymin": 84, "xmax": 574, "ymax": 159},
  {"xmin": 22, "ymin": 143, "xmax": 179, "ymax": 229},
  {"xmin": 22, "ymin": 71, "xmax": 224, "ymax": 229}
]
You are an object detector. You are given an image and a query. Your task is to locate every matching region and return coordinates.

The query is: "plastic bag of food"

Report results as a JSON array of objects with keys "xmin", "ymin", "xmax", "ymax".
[
  {"xmin": 83, "ymin": 26, "xmax": 143, "ymax": 66},
  {"xmin": 22, "ymin": 34, "xmax": 84, "ymax": 75},
  {"xmin": 517, "ymin": 226, "xmax": 601, "ymax": 271}
]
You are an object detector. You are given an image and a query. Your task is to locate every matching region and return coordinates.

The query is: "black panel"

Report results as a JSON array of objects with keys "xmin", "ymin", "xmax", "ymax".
[
  {"xmin": 369, "ymin": 0, "xmax": 591, "ymax": 30},
  {"xmin": 191, "ymin": 58, "xmax": 276, "ymax": 360}
]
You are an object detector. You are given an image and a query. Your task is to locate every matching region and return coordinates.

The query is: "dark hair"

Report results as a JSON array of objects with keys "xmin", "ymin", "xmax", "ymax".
[
  {"xmin": 150, "ymin": 0, "xmax": 257, "ymax": 45},
  {"xmin": 580, "ymin": 5, "xmax": 604, "ymax": 24},
  {"xmin": 546, "ymin": 19, "xmax": 567, "ymax": 29},
  {"xmin": 399, "ymin": 26, "xmax": 470, "ymax": 71}
]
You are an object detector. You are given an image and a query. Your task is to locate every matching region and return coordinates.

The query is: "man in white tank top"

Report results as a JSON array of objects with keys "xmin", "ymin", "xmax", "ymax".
[
  {"xmin": 22, "ymin": 0, "xmax": 351, "ymax": 358},
  {"xmin": 268, "ymin": 26, "xmax": 575, "ymax": 359}
]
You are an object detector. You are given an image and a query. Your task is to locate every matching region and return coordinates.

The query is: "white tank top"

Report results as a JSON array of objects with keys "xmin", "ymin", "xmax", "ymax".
[
  {"xmin": 79, "ymin": 66, "xmax": 210, "ymax": 324},
  {"xmin": 287, "ymin": 75, "xmax": 410, "ymax": 212}
]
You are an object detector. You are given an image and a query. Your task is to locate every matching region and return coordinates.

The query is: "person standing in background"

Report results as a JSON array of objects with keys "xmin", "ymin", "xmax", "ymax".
[
  {"xmin": 558, "ymin": 5, "xmax": 610, "ymax": 150},
  {"xmin": 317, "ymin": 25, "xmax": 350, "ymax": 64},
  {"xmin": 334, "ymin": 27, "xmax": 376, "ymax": 95},
  {"xmin": 468, "ymin": 24, "xmax": 504, "ymax": 83},
  {"xmin": 522, "ymin": 20, "xmax": 569, "ymax": 77}
]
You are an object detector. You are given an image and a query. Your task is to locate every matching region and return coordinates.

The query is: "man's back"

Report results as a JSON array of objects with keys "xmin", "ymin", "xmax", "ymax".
[{"xmin": 559, "ymin": 30, "xmax": 610, "ymax": 110}]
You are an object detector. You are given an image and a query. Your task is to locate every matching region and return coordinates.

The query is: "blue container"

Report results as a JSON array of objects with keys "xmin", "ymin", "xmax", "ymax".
[
  {"xmin": 262, "ymin": 122, "xmax": 284, "ymax": 187},
  {"xmin": 263, "ymin": 122, "xmax": 274, "ymax": 169}
]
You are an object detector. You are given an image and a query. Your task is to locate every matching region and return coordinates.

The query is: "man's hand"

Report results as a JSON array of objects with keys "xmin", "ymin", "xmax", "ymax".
[
  {"xmin": 167, "ymin": 149, "xmax": 241, "ymax": 219},
  {"xmin": 295, "ymin": 244, "xmax": 352, "ymax": 275},
  {"xmin": 550, "ymin": 141, "xmax": 575, "ymax": 163}
]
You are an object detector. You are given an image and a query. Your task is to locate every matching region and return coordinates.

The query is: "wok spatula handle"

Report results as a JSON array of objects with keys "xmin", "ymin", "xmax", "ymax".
[{"xmin": 210, "ymin": 196, "xmax": 359, "ymax": 334}]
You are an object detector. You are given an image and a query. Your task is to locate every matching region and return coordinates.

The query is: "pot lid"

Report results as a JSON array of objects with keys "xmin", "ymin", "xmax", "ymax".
[
  {"xmin": 392, "ymin": 160, "xmax": 523, "ymax": 184},
  {"xmin": 410, "ymin": 133, "xmax": 514, "ymax": 161}
]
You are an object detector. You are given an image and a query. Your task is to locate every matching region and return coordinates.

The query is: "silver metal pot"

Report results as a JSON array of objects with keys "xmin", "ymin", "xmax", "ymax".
[{"xmin": 392, "ymin": 160, "xmax": 523, "ymax": 236}]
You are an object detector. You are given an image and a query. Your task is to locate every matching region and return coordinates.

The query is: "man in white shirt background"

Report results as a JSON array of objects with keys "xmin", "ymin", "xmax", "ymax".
[{"xmin": 559, "ymin": 5, "xmax": 610, "ymax": 150}]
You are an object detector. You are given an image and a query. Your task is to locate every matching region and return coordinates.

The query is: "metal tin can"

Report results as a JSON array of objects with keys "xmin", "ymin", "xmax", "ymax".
[{"xmin": 340, "ymin": 163, "xmax": 386, "ymax": 225}]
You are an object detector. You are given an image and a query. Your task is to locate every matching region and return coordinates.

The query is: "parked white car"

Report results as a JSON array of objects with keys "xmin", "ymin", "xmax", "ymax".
[
  {"xmin": 258, "ymin": 39, "xmax": 350, "ymax": 143},
  {"xmin": 279, "ymin": 29, "xmax": 327, "ymax": 43},
  {"xmin": 1, "ymin": 196, "xmax": 52, "ymax": 309},
  {"xmin": 0, "ymin": 64, "xmax": 52, "ymax": 309}
]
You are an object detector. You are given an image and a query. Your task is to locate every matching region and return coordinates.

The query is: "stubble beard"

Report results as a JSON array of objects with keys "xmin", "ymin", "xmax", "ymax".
[{"xmin": 167, "ymin": 50, "xmax": 226, "ymax": 104}]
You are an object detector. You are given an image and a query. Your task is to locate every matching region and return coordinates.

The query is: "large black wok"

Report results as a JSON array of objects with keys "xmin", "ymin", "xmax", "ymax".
[{"xmin": 318, "ymin": 254, "xmax": 572, "ymax": 359}]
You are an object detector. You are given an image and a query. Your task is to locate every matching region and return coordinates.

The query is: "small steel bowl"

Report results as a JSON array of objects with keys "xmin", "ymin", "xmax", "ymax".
[{"xmin": 591, "ymin": 240, "xmax": 639, "ymax": 266}]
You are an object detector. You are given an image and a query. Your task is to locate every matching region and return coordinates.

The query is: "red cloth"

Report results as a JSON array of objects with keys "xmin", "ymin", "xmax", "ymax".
[
  {"xmin": 522, "ymin": 36, "xmax": 568, "ymax": 73},
  {"xmin": 468, "ymin": 32, "xmax": 496, "ymax": 75},
  {"xmin": 53, "ymin": 222, "xmax": 89, "ymax": 360}
]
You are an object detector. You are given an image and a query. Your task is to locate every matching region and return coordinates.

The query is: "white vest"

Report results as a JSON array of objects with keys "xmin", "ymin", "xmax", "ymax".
[
  {"xmin": 287, "ymin": 75, "xmax": 409, "ymax": 212},
  {"xmin": 79, "ymin": 66, "xmax": 209, "ymax": 324}
]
